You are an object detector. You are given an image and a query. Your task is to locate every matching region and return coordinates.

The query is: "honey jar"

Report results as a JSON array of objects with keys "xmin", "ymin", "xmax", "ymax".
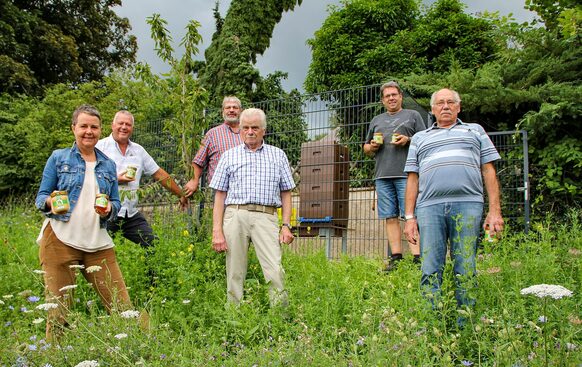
[
  {"xmin": 94, "ymin": 193, "xmax": 109, "ymax": 215},
  {"xmin": 50, "ymin": 191, "xmax": 70, "ymax": 215},
  {"xmin": 125, "ymin": 165, "xmax": 137, "ymax": 180},
  {"xmin": 484, "ymin": 224, "xmax": 498, "ymax": 243},
  {"xmin": 373, "ymin": 132, "xmax": 383, "ymax": 144}
]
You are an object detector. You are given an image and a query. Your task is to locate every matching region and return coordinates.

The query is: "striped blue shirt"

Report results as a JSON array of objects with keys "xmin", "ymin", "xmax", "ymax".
[
  {"xmin": 210, "ymin": 143, "xmax": 295, "ymax": 207},
  {"xmin": 404, "ymin": 119, "xmax": 500, "ymax": 208}
]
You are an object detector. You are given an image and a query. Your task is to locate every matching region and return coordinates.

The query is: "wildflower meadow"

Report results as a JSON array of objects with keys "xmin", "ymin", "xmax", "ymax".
[{"xmin": 0, "ymin": 200, "xmax": 580, "ymax": 366}]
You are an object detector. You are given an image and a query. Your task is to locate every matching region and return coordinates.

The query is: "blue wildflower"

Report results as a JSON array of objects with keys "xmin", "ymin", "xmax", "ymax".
[
  {"xmin": 28, "ymin": 296, "xmax": 41, "ymax": 303},
  {"xmin": 461, "ymin": 361, "xmax": 473, "ymax": 366},
  {"xmin": 28, "ymin": 344, "xmax": 38, "ymax": 351}
]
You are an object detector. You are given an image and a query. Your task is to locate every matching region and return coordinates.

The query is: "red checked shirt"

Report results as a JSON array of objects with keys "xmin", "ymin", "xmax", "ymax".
[{"xmin": 193, "ymin": 122, "xmax": 243, "ymax": 183}]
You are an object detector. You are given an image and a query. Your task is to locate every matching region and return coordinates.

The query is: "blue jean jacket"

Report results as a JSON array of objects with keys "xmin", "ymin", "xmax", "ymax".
[{"xmin": 35, "ymin": 143, "xmax": 121, "ymax": 228}]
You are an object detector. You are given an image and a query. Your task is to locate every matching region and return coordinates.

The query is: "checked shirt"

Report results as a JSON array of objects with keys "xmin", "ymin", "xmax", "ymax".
[{"xmin": 210, "ymin": 143, "xmax": 295, "ymax": 207}]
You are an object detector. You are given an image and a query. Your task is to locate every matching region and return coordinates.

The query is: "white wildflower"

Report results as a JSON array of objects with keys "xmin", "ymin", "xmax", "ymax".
[
  {"xmin": 32, "ymin": 318, "xmax": 45, "ymax": 324},
  {"xmin": 520, "ymin": 284, "xmax": 573, "ymax": 299},
  {"xmin": 114, "ymin": 333, "xmax": 128, "ymax": 339},
  {"xmin": 182, "ymin": 299, "xmax": 191, "ymax": 304},
  {"xmin": 69, "ymin": 264, "xmax": 85, "ymax": 269},
  {"xmin": 106, "ymin": 346, "xmax": 121, "ymax": 354},
  {"xmin": 538, "ymin": 315, "xmax": 548, "ymax": 323},
  {"xmin": 74, "ymin": 360, "xmax": 99, "ymax": 367},
  {"xmin": 33, "ymin": 270, "xmax": 46, "ymax": 274},
  {"xmin": 120, "ymin": 310, "xmax": 140, "ymax": 319},
  {"xmin": 2, "ymin": 294, "xmax": 13, "ymax": 299},
  {"xmin": 566, "ymin": 343, "xmax": 577, "ymax": 351},
  {"xmin": 36, "ymin": 303, "xmax": 58, "ymax": 311},
  {"xmin": 59, "ymin": 285, "xmax": 78, "ymax": 292},
  {"xmin": 86, "ymin": 265, "xmax": 102, "ymax": 273}
]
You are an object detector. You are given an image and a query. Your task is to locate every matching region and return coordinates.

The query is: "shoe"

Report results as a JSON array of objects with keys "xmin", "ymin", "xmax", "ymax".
[{"xmin": 383, "ymin": 257, "xmax": 402, "ymax": 273}]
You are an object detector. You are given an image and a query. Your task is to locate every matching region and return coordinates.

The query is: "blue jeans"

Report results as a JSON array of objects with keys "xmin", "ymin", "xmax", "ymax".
[
  {"xmin": 416, "ymin": 202, "xmax": 483, "ymax": 309},
  {"xmin": 375, "ymin": 178, "xmax": 407, "ymax": 219}
]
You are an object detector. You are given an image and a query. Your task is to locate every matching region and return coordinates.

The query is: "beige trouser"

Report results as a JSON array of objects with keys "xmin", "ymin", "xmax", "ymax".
[
  {"xmin": 39, "ymin": 223, "xmax": 132, "ymax": 341},
  {"xmin": 223, "ymin": 206, "xmax": 287, "ymax": 306}
]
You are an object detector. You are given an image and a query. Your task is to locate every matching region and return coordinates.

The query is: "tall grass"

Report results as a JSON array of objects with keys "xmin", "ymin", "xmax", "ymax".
[{"xmin": 0, "ymin": 201, "xmax": 580, "ymax": 366}]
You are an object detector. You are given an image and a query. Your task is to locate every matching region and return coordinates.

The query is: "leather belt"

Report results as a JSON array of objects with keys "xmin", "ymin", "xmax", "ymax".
[{"xmin": 228, "ymin": 204, "xmax": 277, "ymax": 215}]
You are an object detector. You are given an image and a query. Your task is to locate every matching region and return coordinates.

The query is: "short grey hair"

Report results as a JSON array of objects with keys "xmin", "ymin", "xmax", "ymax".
[
  {"xmin": 72, "ymin": 104, "xmax": 101, "ymax": 126},
  {"xmin": 380, "ymin": 81, "xmax": 402, "ymax": 98},
  {"xmin": 430, "ymin": 88, "xmax": 462, "ymax": 107},
  {"xmin": 240, "ymin": 108, "xmax": 267, "ymax": 129},
  {"xmin": 113, "ymin": 110, "xmax": 134, "ymax": 125},
  {"xmin": 222, "ymin": 96, "xmax": 242, "ymax": 109}
]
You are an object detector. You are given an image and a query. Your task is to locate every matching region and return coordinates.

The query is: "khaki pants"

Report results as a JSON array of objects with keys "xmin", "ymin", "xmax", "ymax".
[
  {"xmin": 39, "ymin": 224, "xmax": 132, "ymax": 340},
  {"xmin": 223, "ymin": 206, "xmax": 287, "ymax": 306}
]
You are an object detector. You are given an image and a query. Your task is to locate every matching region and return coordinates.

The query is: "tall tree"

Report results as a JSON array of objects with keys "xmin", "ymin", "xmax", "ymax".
[
  {"xmin": 200, "ymin": 0, "xmax": 303, "ymax": 104},
  {"xmin": 0, "ymin": 0, "xmax": 137, "ymax": 95},
  {"xmin": 525, "ymin": 0, "xmax": 581, "ymax": 32},
  {"xmin": 137, "ymin": 14, "xmax": 208, "ymax": 176},
  {"xmin": 304, "ymin": 0, "xmax": 418, "ymax": 94},
  {"xmin": 383, "ymin": 0, "xmax": 499, "ymax": 74},
  {"xmin": 305, "ymin": 0, "xmax": 499, "ymax": 94}
]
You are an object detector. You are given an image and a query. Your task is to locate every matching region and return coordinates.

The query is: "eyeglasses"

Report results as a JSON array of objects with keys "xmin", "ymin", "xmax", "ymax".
[
  {"xmin": 382, "ymin": 93, "xmax": 400, "ymax": 99},
  {"xmin": 434, "ymin": 100, "xmax": 458, "ymax": 107}
]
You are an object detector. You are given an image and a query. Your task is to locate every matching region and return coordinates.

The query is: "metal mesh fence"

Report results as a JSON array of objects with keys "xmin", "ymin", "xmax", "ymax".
[{"xmin": 132, "ymin": 84, "xmax": 530, "ymax": 259}]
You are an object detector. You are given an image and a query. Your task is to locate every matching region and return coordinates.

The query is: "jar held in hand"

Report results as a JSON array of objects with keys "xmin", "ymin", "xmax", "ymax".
[
  {"xmin": 125, "ymin": 165, "xmax": 138, "ymax": 180},
  {"xmin": 373, "ymin": 132, "xmax": 384, "ymax": 145},
  {"xmin": 94, "ymin": 193, "xmax": 109, "ymax": 215},
  {"xmin": 391, "ymin": 133, "xmax": 399, "ymax": 143},
  {"xmin": 50, "ymin": 191, "xmax": 70, "ymax": 215}
]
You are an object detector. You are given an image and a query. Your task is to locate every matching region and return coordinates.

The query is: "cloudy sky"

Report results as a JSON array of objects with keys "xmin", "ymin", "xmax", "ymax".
[{"xmin": 115, "ymin": 0, "xmax": 536, "ymax": 92}]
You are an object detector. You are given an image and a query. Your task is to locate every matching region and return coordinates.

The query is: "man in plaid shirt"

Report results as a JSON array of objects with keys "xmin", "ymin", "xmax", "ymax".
[
  {"xmin": 184, "ymin": 96, "xmax": 244, "ymax": 197},
  {"xmin": 210, "ymin": 108, "xmax": 295, "ymax": 306}
]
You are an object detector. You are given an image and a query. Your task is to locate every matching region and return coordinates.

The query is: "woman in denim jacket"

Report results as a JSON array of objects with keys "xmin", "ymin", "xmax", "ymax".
[{"xmin": 35, "ymin": 105, "xmax": 132, "ymax": 341}]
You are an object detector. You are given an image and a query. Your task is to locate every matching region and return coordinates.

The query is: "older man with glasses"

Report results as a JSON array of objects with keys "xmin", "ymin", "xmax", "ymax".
[
  {"xmin": 403, "ymin": 88, "xmax": 504, "ymax": 324},
  {"xmin": 210, "ymin": 108, "xmax": 295, "ymax": 307}
]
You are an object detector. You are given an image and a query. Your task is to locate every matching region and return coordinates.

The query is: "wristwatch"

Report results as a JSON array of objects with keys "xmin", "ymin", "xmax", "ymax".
[
  {"xmin": 281, "ymin": 223, "xmax": 292, "ymax": 229},
  {"xmin": 404, "ymin": 214, "xmax": 415, "ymax": 221}
]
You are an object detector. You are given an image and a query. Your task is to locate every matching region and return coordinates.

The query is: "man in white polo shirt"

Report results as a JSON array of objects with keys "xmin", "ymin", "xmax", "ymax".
[{"xmin": 97, "ymin": 110, "xmax": 188, "ymax": 249}]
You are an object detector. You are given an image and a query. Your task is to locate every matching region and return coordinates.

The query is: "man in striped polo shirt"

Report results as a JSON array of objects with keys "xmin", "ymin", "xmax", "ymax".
[
  {"xmin": 184, "ymin": 96, "xmax": 244, "ymax": 197},
  {"xmin": 403, "ymin": 88, "xmax": 504, "ymax": 315},
  {"xmin": 210, "ymin": 108, "xmax": 295, "ymax": 307}
]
